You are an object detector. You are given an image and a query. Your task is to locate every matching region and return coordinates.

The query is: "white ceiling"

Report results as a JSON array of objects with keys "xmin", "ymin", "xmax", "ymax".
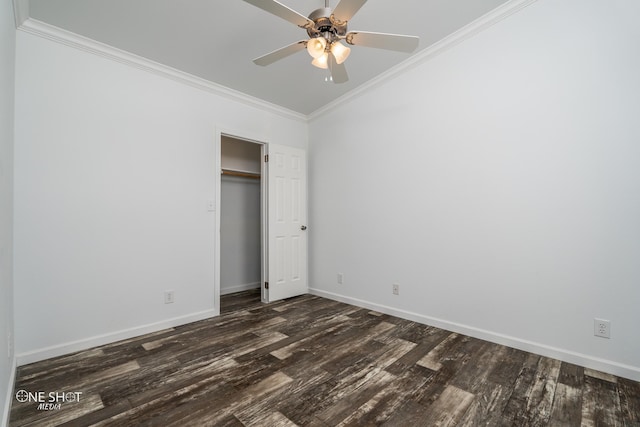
[{"xmin": 26, "ymin": 0, "xmax": 510, "ymax": 115}]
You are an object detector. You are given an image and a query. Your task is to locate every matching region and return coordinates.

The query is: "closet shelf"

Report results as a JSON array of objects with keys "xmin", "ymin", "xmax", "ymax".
[{"xmin": 221, "ymin": 169, "xmax": 261, "ymax": 180}]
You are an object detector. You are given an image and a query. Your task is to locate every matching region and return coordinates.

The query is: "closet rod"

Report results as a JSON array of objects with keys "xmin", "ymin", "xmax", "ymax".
[{"xmin": 221, "ymin": 169, "xmax": 261, "ymax": 180}]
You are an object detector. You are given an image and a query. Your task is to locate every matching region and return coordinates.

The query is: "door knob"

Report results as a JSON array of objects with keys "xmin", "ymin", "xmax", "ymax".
[{"xmin": 301, "ymin": 225, "xmax": 307, "ymax": 231}]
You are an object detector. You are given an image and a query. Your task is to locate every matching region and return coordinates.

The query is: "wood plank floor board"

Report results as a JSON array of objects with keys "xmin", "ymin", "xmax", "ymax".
[
  {"xmin": 16, "ymin": 348, "xmax": 105, "ymax": 381},
  {"xmin": 522, "ymin": 357, "xmax": 562, "ymax": 426},
  {"xmin": 277, "ymin": 384, "xmax": 333, "ymax": 426},
  {"xmin": 410, "ymin": 361, "xmax": 457, "ymax": 410},
  {"xmin": 384, "ymin": 331, "xmax": 452, "ymax": 377},
  {"xmin": 98, "ymin": 354, "xmax": 235, "ymax": 409},
  {"xmin": 547, "ymin": 383, "xmax": 582, "ymax": 427},
  {"xmin": 498, "ymin": 352, "xmax": 544, "ymax": 426},
  {"xmin": 319, "ymin": 339, "xmax": 386, "ymax": 377},
  {"xmin": 94, "ymin": 381, "xmax": 232, "ymax": 426},
  {"xmin": 57, "ymin": 399, "xmax": 132, "ymax": 427},
  {"xmin": 275, "ymin": 322, "xmax": 353, "ymax": 360},
  {"xmin": 416, "ymin": 333, "xmax": 466, "ymax": 372},
  {"xmin": 448, "ymin": 340, "xmax": 502, "ymax": 393},
  {"xmin": 220, "ymin": 288, "xmax": 262, "ymax": 314},
  {"xmin": 270, "ymin": 322, "xmax": 350, "ymax": 361},
  {"xmin": 557, "ymin": 361, "xmax": 585, "ymax": 389},
  {"xmin": 419, "ymin": 384, "xmax": 476, "ymax": 426},
  {"xmin": 9, "ymin": 291, "xmax": 640, "ymax": 426},
  {"xmin": 315, "ymin": 369, "xmax": 396, "ymax": 426},
  {"xmin": 581, "ymin": 375, "xmax": 624, "ymax": 427},
  {"xmin": 485, "ymin": 346, "xmax": 526, "ymax": 385},
  {"xmin": 281, "ymin": 361, "xmax": 398, "ymax": 425},
  {"xmin": 453, "ymin": 345, "xmax": 529, "ymax": 425},
  {"xmin": 232, "ymin": 309, "xmax": 370, "ymax": 365},
  {"xmin": 457, "ymin": 382, "xmax": 514, "ymax": 426},
  {"xmin": 124, "ymin": 357, "xmax": 240, "ymax": 409},
  {"xmin": 411, "ymin": 335, "xmax": 486, "ymax": 409},
  {"xmin": 380, "ymin": 399, "xmax": 431, "ymax": 427},
  {"xmin": 15, "ymin": 349, "xmax": 130, "ymax": 392},
  {"xmin": 340, "ymin": 365, "xmax": 433, "ymax": 426},
  {"xmin": 619, "ymin": 378, "xmax": 640, "ymax": 426}
]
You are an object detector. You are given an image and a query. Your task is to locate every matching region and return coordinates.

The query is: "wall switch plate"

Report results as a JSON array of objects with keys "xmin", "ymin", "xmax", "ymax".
[
  {"xmin": 594, "ymin": 318, "xmax": 610, "ymax": 339},
  {"xmin": 337, "ymin": 273, "xmax": 344, "ymax": 284},
  {"xmin": 164, "ymin": 291, "xmax": 175, "ymax": 304},
  {"xmin": 392, "ymin": 284, "xmax": 399, "ymax": 295}
]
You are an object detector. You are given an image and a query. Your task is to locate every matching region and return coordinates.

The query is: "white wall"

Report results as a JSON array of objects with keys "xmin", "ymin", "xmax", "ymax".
[
  {"xmin": 13, "ymin": 30, "xmax": 307, "ymax": 363},
  {"xmin": 0, "ymin": 0, "xmax": 16, "ymax": 422},
  {"xmin": 220, "ymin": 176, "xmax": 261, "ymax": 294},
  {"xmin": 309, "ymin": 0, "xmax": 640, "ymax": 380}
]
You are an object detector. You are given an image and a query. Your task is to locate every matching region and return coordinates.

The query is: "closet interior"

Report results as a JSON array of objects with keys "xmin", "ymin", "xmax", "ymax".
[{"xmin": 220, "ymin": 136, "xmax": 263, "ymax": 310}]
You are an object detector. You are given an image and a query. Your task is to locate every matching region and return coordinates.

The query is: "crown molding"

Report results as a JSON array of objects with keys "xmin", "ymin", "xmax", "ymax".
[
  {"xmin": 308, "ymin": 0, "xmax": 539, "ymax": 122},
  {"xmin": 17, "ymin": 18, "xmax": 308, "ymax": 123},
  {"xmin": 15, "ymin": 0, "xmax": 538, "ymax": 124},
  {"xmin": 12, "ymin": 0, "xmax": 29, "ymax": 27}
]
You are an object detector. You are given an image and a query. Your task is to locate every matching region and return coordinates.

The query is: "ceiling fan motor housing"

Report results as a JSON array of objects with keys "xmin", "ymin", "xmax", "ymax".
[{"xmin": 306, "ymin": 7, "xmax": 347, "ymax": 43}]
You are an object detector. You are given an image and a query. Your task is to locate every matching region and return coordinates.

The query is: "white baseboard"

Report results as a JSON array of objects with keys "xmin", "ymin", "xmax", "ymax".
[
  {"xmin": 2, "ymin": 355, "xmax": 16, "ymax": 427},
  {"xmin": 16, "ymin": 309, "xmax": 217, "ymax": 367},
  {"xmin": 220, "ymin": 282, "xmax": 260, "ymax": 296},
  {"xmin": 309, "ymin": 287, "xmax": 640, "ymax": 382}
]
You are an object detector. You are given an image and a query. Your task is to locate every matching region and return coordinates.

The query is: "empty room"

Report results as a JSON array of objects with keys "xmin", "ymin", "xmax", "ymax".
[{"xmin": 1, "ymin": 0, "xmax": 639, "ymax": 425}]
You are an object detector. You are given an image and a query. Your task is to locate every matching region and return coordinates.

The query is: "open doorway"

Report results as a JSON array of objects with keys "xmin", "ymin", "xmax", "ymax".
[
  {"xmin": 219, "ymin": 135, "xmax": 264, "ymax": 313},
  {"xmin": 215, "ymin": 131, "xmax": 309, "ymax": 314}
]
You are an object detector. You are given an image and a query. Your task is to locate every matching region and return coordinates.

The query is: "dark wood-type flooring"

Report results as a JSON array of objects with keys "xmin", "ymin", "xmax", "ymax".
[{"xmin": 10, "ymin": 290, "xmax": 640, "ymax": 426}]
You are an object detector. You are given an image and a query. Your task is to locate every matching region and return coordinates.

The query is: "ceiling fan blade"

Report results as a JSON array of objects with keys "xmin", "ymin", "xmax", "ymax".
[
  {"xmin": 331, "ymin": 0, "xmax": 367, "ymax": 24},
  {"xmin": 329, "ymin": 55, "xmax": 349, "ymax": 84},
  {"xmin": 243, "ymin": 0, "xmax": 314, "ymax": 28},
  {"xmin": 345, "ymin": 31, "xmax": 419, "ymax": 53},
  {"xmin": 253, "ymin": 41, "xmax": 307, "ymax": 66}
]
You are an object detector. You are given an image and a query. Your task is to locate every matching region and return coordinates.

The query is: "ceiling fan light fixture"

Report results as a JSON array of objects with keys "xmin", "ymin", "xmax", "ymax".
[
  {"xmin": 306, "ymin": 37, "xmax": 327, "ymax": 59},
  {"xmin": 330, "ymin": 41, "xmax": 351, "ymax": 65},
  {"xmin": 244, "ymin": 0, "xmax": 420, "ymax": 84},
  {"xmin": 311, "ymin": 52, "xmax": 329, "ymax": 69}
]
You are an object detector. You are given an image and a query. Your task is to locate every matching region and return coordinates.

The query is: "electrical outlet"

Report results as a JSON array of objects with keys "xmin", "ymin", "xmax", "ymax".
[
  {"xmin": 164, "ymin": 291, "xmax": 175, "ymax": 304},
  {"xmin": 337, "ymin": 273, "xmax": 344, "ymax": 285},
  {"xmin": 392, "ymin": 284, "xmax": 399, "ymax": 295},
  {"xmin": 594, "ymin": 318, "xmax": 610, "ymax": 339}
]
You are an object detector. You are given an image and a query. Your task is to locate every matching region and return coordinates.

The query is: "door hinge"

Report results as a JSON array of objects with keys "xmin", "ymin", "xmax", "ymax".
[
  {"xmin": 264, "ymin": 282, "xmax": 269, "ymax": 289},
  {"xmin": 264, "ymin": 154, "xmax": 269, "ymax": 163}
]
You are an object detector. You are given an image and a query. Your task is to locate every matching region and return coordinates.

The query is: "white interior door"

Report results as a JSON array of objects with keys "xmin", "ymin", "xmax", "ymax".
[{"xmin": 266, "ymin": 144, "xmax": 307, "ymax": 302}]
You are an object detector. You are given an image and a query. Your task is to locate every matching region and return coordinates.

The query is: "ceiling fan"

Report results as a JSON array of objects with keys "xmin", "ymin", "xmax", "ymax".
[{"xmin": 243, "ymin": 0, "xmax": 420, "ymax": 83}]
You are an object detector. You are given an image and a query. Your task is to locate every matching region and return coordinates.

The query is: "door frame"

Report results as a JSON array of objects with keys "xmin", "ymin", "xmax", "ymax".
[{"xmin": 214, "ymin": 127, "xmax": 269, "ymax": 315}]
